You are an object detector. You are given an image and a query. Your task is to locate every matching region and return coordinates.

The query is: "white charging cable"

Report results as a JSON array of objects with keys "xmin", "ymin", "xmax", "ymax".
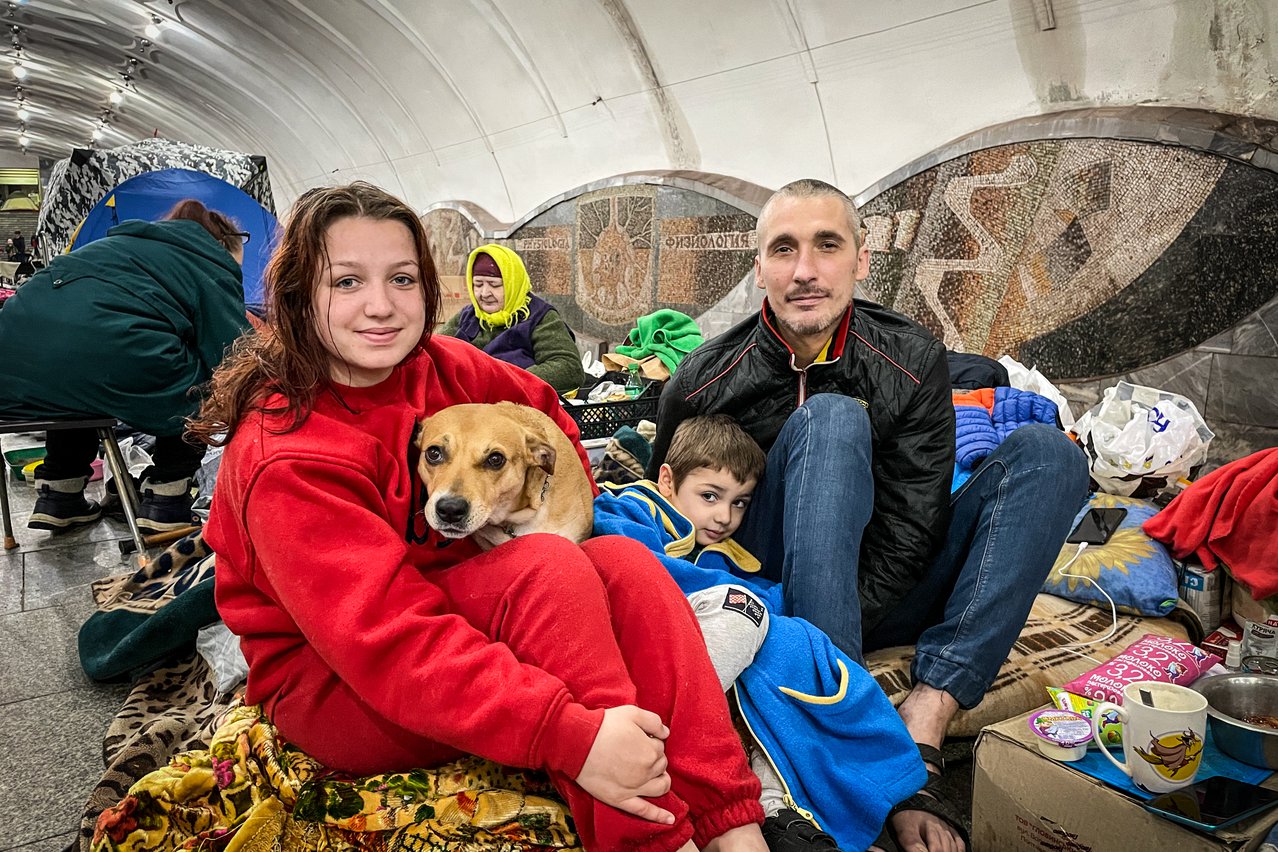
[{"xmin": 1054, "ymin": 542, "xmax": 1120, "ymax": 664}]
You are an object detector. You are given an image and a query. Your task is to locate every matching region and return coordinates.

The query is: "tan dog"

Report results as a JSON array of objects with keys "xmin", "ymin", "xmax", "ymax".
[{"xmin": 414, "ymin": 402, "xmax": 594, "ymax": 550}]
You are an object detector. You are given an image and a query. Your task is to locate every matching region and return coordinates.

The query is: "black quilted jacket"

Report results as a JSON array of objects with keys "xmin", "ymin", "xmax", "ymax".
[{"xmin": 648, "ymin": 299, "xmax": 956, "ymax": 631}]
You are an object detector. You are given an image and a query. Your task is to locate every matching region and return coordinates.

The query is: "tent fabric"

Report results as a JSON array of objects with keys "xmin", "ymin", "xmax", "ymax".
[
  {"xmin": 37, "ymin": 138, "xmax": 274, "ymax": 258},
  {"xmin": 70, "ymin": 169, "xmax": 279, "ymax": 308}
]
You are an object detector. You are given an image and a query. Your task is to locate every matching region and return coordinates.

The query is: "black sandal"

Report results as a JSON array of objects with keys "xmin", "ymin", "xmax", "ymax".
[{"xmin": 872, "ymin": 743, "xmax": 970, "ymax": 852}]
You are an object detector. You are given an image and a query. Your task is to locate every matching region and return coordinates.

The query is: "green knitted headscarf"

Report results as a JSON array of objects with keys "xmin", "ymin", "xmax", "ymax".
[{"xmin": 466, "ymin": 244, "xmax": 532, "ymax": 330}]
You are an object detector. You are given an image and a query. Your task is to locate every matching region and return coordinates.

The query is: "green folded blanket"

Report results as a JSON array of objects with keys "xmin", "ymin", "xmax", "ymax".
[{"xmin": 615, "ymin": 309, "xmax": 704, "ymax": 373}]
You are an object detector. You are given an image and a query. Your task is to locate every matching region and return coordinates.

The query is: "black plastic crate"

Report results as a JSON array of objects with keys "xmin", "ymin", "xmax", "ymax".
[{"xmin": 564, "ymin": 374, "xmax": 663, "ymax": 441}]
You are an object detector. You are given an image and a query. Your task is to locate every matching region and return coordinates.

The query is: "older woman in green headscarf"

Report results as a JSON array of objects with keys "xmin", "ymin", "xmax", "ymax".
[{"xmin": 439, "ymin": 244, "xmax": 584, "ymax": 394}]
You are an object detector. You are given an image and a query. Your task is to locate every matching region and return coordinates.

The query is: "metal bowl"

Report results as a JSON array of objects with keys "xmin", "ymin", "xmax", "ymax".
[{"xmin": 1194, "ymin": 673, "xmax": 1278, "ymax": 769}]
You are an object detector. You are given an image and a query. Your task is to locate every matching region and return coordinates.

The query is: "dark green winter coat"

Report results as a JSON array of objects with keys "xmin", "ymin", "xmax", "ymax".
[{"xmin": 0, "ymin": 219, "xmax": 249, "ymax": 436}]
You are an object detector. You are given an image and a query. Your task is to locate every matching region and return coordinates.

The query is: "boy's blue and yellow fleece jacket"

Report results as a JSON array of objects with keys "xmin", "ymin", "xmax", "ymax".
[{"xmin": 593, "ymin": 481, "xmax": 927, "ymax": 851}]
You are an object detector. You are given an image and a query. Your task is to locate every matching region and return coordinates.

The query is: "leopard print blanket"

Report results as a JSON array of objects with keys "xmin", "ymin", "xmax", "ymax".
[{"xmin": 77, "ymin": 652, "xmax": 230, "ymax": 851}]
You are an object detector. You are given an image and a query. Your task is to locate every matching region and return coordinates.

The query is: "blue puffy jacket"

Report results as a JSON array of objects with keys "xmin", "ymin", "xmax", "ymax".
[{"xmin": 952, "ymin": 387, "xmax": 1058, "ymax": 490}]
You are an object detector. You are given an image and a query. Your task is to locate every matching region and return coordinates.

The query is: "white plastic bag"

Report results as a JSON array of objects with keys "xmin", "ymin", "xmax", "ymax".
[
  {"xmin": 195, "ymin": 621, "xmax": 249, "ymax": 694},
  {"xmin": 101, "ymin": 437, "xmax": 153, "ymax": 486},
  {"xmin": 581, "ymin": 351, "xmax": 606, "ymax": 379},
  {"xmin": 1072, "ymin": 381, "xmax": 1214, "ymax": 497},
  {"xmin": 998, "ymin": 355, "xmax": 1075, "ymax": 429}
]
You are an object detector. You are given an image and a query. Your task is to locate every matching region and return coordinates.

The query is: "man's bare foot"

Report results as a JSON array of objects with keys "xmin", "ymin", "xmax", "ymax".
[
  {"xmin": 896, "ymin": 684, "xmax": 958, "ymax": 751},
  {"xmin": 888, "ymin": 684, "xmax": 966, "ymax": 851},
  {"xmin": 890, "ymin": 808, "xmax": 964, "ymax": 852},
  {"xmin": 702, "ymin": 823, "xmax": 767, "ymax": 852}
]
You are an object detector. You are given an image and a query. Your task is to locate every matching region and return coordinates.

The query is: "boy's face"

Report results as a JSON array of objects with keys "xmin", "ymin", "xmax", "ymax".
[{"xmin": 657, "ymin": 465, "xmax": 757, "ymax": 547}]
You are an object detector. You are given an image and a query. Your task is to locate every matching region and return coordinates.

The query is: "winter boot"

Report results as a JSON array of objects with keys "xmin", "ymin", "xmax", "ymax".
[
  {"xmin": 28, "ymin": 472, "xmax": 103, "ymax": 531},
  {"xmin": 138, "ymin": 477, "xmax": 196, "ymax": 533}
]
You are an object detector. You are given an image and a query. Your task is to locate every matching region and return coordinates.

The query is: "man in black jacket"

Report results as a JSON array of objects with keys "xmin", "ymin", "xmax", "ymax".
[{"xmin": 650, "ymin": 179, "xmax": 1087, "ymax": 851}]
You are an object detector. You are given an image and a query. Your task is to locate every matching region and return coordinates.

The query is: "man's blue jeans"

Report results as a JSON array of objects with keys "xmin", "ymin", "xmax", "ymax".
[{"xmin": 735, "ymin": 393, "xmax": 1089, "ymax": 708}]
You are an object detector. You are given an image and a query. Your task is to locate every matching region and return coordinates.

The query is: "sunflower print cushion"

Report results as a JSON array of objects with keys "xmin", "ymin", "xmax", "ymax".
[{"xmin": 1042, "ymin": 493, "xmax": 1179, "ymax": 617}]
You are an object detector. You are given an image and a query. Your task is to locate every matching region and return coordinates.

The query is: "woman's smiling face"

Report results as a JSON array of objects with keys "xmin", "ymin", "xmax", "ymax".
[{"xmin": 313, "ymin": 215, "xmax": 426, "ymax": 387}]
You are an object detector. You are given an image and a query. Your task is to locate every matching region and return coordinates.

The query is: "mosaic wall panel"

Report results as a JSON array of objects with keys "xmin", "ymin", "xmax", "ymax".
[
  {"xmin": 860, "ymin": 138, "xmax": 1278, "ymax": 380},
  {"xmin": 421, "ymin": 185, "xmax": 756, "ymax": 342}
]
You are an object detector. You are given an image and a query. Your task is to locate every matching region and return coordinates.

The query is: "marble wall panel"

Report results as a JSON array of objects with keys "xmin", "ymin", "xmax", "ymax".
[
  {"xmin": 1202, "ymin": 421, "xmax": 1278, "ymax": 474},
  {"xmin": 1123, "ymin": 352, "xmax": 1213, "ymax": 418},
  {"xmin": 1231, "ymin": 296, "xmax": 1278, "ymax": 357},
  {"xmin": 1208, "ymin": 353, "xmax": 1278, "ymax": 429}
]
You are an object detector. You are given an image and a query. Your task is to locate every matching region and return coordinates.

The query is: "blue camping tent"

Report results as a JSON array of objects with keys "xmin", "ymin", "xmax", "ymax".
[{"xmin": 69, "ymin": 168, "xmax": 278, "ymax": 308}]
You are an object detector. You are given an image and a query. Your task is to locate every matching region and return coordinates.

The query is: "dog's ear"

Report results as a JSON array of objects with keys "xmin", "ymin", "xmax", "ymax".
[
  {"xmin": 526, "ymin": 433, "xmax": 557, "ymax": 476},
  {"xmin": 412, "ymin": 420, "xmax": 425, "ymax": 450}
]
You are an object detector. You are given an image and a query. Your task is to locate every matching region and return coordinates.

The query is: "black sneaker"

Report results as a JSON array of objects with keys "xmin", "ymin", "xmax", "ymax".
[
  {"xmin": 137, "ymin": 478, "xmax": 195, "ymax": 533},
  {"xmin": 762, "ymin": 808, "xmax": 843, "ymax": 851},
  {"xmin": 27, "ymin": 473, "xmax": 102, "ymax": 531}
]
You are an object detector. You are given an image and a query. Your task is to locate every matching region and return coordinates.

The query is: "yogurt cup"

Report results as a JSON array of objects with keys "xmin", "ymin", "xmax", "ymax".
[{"xmin": 1028, "ymin": 708, "xmax": 1091, "ymax": 761}]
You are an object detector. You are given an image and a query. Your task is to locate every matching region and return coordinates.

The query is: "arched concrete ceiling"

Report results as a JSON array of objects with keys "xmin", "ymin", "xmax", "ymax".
[{"xmin": 5, "ymin": 0, "xmax": 1276, "ymax": 218}]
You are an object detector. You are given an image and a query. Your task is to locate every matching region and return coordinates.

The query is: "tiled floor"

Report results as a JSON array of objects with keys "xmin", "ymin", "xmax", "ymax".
[{"xmin": 0, "ymin": 433, "xmax": 134, "ymax": 852}]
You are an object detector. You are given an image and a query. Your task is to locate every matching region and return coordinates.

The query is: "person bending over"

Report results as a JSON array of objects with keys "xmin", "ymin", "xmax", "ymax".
[
  {"xmin": 439, "ymin": 243, "xmax": 584, "ymax": 394},
  {"xmin": 0, "ymin": 199, "xmax": 250, "ymax": 533},
  {"xmin": 192, "ymin": 182, "xmax": 767, "ymax": 852},
  {"xmin": 648, "ymin": 179, "xmax": 1089, "ymax": 852}
]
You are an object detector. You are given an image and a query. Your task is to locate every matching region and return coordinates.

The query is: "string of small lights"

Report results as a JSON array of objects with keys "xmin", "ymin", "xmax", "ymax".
[{"xmin": 2, "ymin": 4, "xmax": 168, "ymax": 152}]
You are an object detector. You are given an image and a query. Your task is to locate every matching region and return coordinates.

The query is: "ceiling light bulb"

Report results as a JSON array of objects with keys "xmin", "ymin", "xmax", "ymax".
[
  {"xmin": 144, "ymin": 20, "xmax": 161, "ymax": 40},
  {"xmin": 12, "ymin": 61, "xmax": 26, "ymax": 80},
  {"xmin": 92, "ymin": 127, "xmax": 103, "ymax": 141},
  {"xmin": 109, "ymin": 90, "xmax": 124, "ymax": 105},
  {"xmin": 15, "ymin": 106, "xmax": 27, "ymax": 121},
  {"xmin": 18, "ymin": 132, "xmax": 28, "ymax": 145}
]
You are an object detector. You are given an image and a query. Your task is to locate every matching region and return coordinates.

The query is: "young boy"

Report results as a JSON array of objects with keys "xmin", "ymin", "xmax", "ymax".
[
  {"xmin": 657, "ymin": 415, "xmax": 776, "ymax": 696},
  {"xmin": 593, "ymin": 415, "xmax": 927, "ymax": 852}
]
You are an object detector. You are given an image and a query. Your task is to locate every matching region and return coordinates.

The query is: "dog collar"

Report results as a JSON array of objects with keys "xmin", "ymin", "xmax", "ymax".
[{"xmin": 500, "ymin": 475, "xmax": 553, "ymax": 540}]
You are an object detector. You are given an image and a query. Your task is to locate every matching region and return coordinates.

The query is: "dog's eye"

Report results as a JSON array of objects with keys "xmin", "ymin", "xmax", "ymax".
[
  {"xmin": 484, "ymin": 452, "xmax": 506, "ymax": 470},
  {"xmin": 425, "ymin": 446, "xmax": 445, "ymax": 464}
]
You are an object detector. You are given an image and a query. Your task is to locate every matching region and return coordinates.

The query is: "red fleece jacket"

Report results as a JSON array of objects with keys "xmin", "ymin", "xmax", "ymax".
[
  {"xmin": 1143, "ymin": 446, "xmax": 1278, "ymax": 597},
  {"xmin": 205, "ymin": 336, "xmax": 604, "ymax": 777}
]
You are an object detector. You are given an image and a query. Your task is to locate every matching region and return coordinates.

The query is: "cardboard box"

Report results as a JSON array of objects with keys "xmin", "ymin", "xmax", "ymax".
[{"xmin": 973, "ymin": 709, "xmax": 1278, "ymax": 851}]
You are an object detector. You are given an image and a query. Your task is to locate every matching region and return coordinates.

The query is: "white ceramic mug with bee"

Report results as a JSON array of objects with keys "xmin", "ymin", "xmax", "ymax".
[{"xmin": 1091, "ymin": 680, "xmax": 1209, "ymax": 793}]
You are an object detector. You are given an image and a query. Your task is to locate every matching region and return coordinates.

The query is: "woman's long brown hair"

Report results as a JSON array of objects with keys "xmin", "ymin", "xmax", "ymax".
[
  {"xmin": 187, "ymin": 182, "xmax": 442, "ymax": 446},
  {"xmin": 164, "ymin": 198, "xmax": 243, "ymax": 253}
]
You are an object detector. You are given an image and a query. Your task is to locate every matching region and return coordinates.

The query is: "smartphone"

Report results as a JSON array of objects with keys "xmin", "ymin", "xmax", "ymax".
[
  {"xmin": 1142, "ymin": 775, "xmax": 1278, "ymax": 832},
  {"xmin": 1066, "ymin": 507, "xmax": 1128, "ymax": 545}
]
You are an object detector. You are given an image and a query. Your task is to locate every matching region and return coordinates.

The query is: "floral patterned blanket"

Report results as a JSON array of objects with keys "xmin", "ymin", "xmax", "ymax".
[{"xmin": 91, "ymin": 704, "xmax": 580, "ymax": 852}]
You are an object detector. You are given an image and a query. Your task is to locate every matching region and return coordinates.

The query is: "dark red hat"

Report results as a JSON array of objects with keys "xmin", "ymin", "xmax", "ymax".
[{"xmin": 472, "ymin": 253, "xmax": 501, "ymax": 278}]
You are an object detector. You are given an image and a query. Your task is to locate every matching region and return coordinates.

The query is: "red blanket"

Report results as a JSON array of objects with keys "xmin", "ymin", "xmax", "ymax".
[{"xmin": 1143, "ymin": 447, "xmax": 1278, "ymax": 597}]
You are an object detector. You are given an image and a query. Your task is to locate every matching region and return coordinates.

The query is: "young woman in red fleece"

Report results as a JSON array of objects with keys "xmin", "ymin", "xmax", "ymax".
[{"xmin": 190, "ymin": 182, "xmax": 765, "ymax": 852}]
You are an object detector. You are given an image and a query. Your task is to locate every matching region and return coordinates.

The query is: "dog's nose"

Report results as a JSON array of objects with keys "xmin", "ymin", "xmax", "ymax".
[{"xmin": 434, "ymin": 496, "xmax": 469, "ymax": 524}]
